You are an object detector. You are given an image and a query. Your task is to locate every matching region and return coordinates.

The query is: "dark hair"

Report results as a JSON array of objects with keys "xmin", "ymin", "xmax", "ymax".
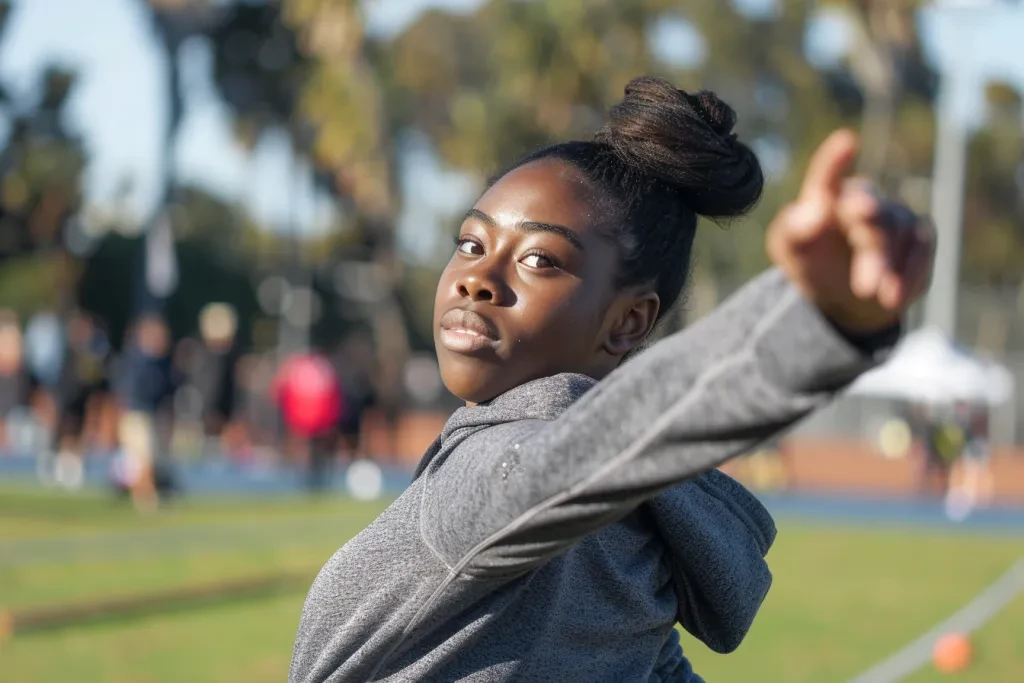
[{"xmin": 506, "ymin": 76, "xmax": 764, "ymax": 321}]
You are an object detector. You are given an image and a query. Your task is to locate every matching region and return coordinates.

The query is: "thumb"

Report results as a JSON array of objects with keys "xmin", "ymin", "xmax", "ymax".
[{"xmin": 798, "ymin": 130, "xmax": 860, "ymax": 208}]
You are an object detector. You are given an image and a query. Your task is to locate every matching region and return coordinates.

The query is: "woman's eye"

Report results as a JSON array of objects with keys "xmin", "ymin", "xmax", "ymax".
[
  {"xmin": 456, "ymin": 239, "xmax": 483, "ymax": 255},
  {"xmin": 520, "ymin": 253, "xmax": 555, "ymax": 269}
]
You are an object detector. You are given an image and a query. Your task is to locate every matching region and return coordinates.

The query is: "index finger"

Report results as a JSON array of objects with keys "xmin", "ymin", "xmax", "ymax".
[{"xmin": 799, "ymin": 130, "xmax": 861, "ymax": 206}]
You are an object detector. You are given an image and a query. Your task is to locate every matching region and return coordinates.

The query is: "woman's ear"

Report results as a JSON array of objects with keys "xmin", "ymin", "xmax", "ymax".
[{"xmin": 602, "ymin": 292, "xmax": 660, "ymax": 357}]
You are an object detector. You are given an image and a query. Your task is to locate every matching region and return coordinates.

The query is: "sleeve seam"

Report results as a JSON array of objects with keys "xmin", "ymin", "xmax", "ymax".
[{"xmin": 419, "ymin": 455, "xmax": 457, "ymax": 574}]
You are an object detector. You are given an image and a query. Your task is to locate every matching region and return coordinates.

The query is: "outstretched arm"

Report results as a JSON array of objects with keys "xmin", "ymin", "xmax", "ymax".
[
  {"xmin": 421, "ymin": 268, "xmax": 893, "ymax": 575},
  {"xmin": 421, "ymin": 130, "xmax": 933, "ymax": 577}
]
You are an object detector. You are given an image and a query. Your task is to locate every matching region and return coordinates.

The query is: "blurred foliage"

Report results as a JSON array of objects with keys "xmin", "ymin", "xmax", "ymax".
[
  {"xmin": 202, "ymin": 0, "xmax": 393, "ymax": 220},
  {"xmin": 824, "ymin": 0, "xmax": 938, "ymax": 181},
  {"xmin": 78, "ymin": 204, "xmax": 260, "ymax": 349},
  {"xmin": 383, "ymin": 0, "xmax": 936, "ymax": 326},
  {"xmin": 0, "ymin": 65, "xmax": 85, "ymax": 261},
  {"xmin": 963, "ymin": 80, "xmax": 1024, "ymax": 285},
  {"xmin": 210, "ymin": 1, "xmax": 309, "ymax": 148},
  {"xmin": 288, "ymin": 0, "xmax": 394, "ymax": 218},
  {"xmin": 0, "ymin": 0, "xmax": 1022, "ymax": 349},
  {"xmin": 0, "ymin": 253, "xmax": 61, "ymax": 319},
  {"xmin": 202, "ymin": 0, "xmax": 406, "ymax": 363}
]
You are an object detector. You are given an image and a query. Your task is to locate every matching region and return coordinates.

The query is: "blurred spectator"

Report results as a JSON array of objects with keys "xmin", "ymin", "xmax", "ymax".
[
  {"xmin": 52, "ymin": 311, "xmax": 111, "ymax": 473},
  {"xmin": 917, "ymin": 405, "xmax": 968, "ymax": 500},
  {"xmin": 192, "ymin": 303, "xmax": 241, "ymax": 438},
  {"xmin": 114, "ymin": 313, "xmax": 176, "ymax": 511},
  {"xmin": 273, "ymin": 353, "xmax": 343, "ymax": 492},
  {"xmin": 907, "ymin": 403, "xmax": 952, "ymax": 498},
  {"xmin": 22, "ymin": 312, "xmax": 66, "ymax": 451},
  {"xmin": 23, "ymin": 311, "xmax": 65, "ymax": 391},
  {"xmin": 169, "ymin": 303, "xmax": 242, "ymax": 460},
  {"xmin": 945, "ymin": 402, "xmax": 995, "ymax": 521},
  {"xmin": 232, "ymin": 352, "xmax": 279, "ymax": 460},
  {"xmin": 170, "ymin": 337, "xmax": 206, "ymax": 456},
  {"xmin": 333, "ymin": 330, "xmax": 377, "ymax": 460},
  {"xmin": 0, "ymin": 313, "xmax": 29, "ymax": 451}
]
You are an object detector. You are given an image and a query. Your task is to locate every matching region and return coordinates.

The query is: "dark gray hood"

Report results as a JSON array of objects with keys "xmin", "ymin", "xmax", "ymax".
[{"xmin": 415, "ymin": 372, "xmax": 776, "ymax": 654}]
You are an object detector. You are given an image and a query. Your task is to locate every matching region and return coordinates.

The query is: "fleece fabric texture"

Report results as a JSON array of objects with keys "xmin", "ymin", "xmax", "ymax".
[{"xmin": 290, "ymin": 268, "xmax": 896, "ymax": 683}]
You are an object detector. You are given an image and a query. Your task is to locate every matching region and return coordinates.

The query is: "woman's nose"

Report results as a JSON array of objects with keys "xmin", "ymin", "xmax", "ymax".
[
  {"xmin": 457, "ymin": 274, "xmax": 498, "ymax": 303},
  {"xmin": 456, "ymin": 258, "xmax": 510, "ymax": 304}
]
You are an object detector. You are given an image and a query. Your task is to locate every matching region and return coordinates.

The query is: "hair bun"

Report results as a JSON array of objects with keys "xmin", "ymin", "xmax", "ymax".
[
  {"xmin": 594, "ymin": 76, "xmax": 763, "ymax": 219},
  {"xmin": 684, "ymin": 90, "xmax": 737, "ymax": 140}
]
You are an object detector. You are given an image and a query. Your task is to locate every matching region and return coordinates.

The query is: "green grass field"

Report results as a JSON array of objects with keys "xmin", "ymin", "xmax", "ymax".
[{"xmin": 1, "ymin": 486, "xmax": 1021, "ymax": 683}]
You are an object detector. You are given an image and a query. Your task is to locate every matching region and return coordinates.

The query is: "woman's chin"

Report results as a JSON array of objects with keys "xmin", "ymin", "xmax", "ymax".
[{"xmin": 438, "ymin": 361, "xmax": 509, "ymax": 406}]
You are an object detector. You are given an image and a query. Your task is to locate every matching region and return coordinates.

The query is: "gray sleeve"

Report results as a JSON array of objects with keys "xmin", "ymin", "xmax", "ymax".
[{"xmin": 420, "ymin": 268, "xmax": 892, "ymax": 577}]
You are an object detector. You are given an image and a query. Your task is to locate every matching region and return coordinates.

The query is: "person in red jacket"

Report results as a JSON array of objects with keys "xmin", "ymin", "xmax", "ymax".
[{"xmin": 273, "ymin": 353, "xmax": 344, "ymax": 491}]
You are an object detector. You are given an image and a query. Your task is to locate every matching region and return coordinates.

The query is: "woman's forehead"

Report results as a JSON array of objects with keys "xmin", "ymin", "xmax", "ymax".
[{"xmin": 474, "ymin": 160, "xmax": 606, "ymax": 232}]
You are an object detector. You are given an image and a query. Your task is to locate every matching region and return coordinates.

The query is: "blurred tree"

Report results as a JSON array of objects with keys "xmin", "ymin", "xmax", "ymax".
[
  {"xmin": 379, "ymin": 0, "xmax": 987, "ymax": 335},
  {"xmin": 135, "ymin": 0, "xmax": 222, "ymax": 323},
  {"xmin": 0, "ymin": 1, "xmax": 9, "ymax": 109},
  {"xmin": 0, "ymin": 64, "xmax": 87, "ymax": 314},
  {"xmin": 209, "ymin": 1, "xmax": 309, "ymax": 154},
  {"xmin": 382, "ymin": 0, "xmax": 860, "ymax": 330},
  {"xmin": 681, "ymin": 1, "xmax": 850, "ymax": 292},
  {"xmin": 203, "ymin": 0, "xmax": 410, "ymax": 410},
  {"xmin": 285, "ymin": 0, "xmax": 394, "ymax": 220},
  {"xmin": 142, "ymin": 0, "xmax": 200, "ymax": 198},
  {"xmin": 821, "ymin": 0, "xmax": 938, "ymax": 182},
  {"xmin": 0, "ymin": 67, "xmax": 84, "ymax": 257},
  {"xmin": 0, "ymin": 253, "xmax": 62, "ymax": 320},
  {"xmin": 169, "ymin": 184, "xmax": 259, "ymax": 261},
  {"xmin": 962, "ymin": 80, "xmax": 1024, "ymax": 286},
  {"xmin": 276, "ymin": 1, "xmax": 414, "ymax": 404},
  {"xmin": 9, "ymin": 0, "xmax": 1012, "ymax": 358},
  {"xmin": 821, "ymin": 1, "xmax": 1024, "ymax": 294},
  {"xmin": 78, "ymin": 185, "xmax": 261, "ymax": 347},
  {"xmin": 387, "ymin": 1, "xmax": 661, "ymax": 175},
  {"xmin": 206, "ymin": 1, "xmax": 395, "ymax": 243}
]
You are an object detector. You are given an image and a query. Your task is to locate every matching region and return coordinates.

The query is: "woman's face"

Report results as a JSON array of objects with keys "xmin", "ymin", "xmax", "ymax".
[{"xmin": 434, "ymin": 159, "xmax": 655, "ymax": 404}]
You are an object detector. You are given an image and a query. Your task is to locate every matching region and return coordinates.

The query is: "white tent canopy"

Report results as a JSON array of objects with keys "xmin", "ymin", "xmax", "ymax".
[{"xmin": 847, "ymin": 326, "xmax": 1015, "ymax": 406}]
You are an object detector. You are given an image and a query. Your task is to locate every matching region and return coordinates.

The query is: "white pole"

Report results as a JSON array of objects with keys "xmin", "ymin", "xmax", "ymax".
[
  {"xmin": 921, "ymin": 0, "xmax": 1012, "ymax": 338},
  {"xmin": 923, "ymin": 73, "xmax": 968, "ymax": 339}
]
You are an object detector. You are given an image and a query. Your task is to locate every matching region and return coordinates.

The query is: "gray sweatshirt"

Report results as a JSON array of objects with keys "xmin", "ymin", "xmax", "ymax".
[{"xmin": 290, "ymin": 269, "xmax": 896, "ymax": 683}]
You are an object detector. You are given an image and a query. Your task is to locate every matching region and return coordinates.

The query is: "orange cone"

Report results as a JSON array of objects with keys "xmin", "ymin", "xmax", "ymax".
[{"xmin": 932, "ymin": 632, "xmax": 973, "ymax": 674}]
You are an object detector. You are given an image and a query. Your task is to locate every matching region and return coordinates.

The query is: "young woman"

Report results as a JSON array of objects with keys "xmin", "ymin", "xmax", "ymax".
[{"xmin": 290, "ymin": 77, "xmax": 934, "ymax": 683}]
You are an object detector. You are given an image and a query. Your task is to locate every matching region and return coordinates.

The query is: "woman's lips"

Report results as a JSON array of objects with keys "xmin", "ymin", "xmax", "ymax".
[{"xmin": 438, "ymin": 308, "xmax": 500, "ymax": 354}]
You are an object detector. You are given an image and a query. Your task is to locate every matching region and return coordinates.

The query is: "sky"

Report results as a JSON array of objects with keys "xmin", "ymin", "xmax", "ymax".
[{"xmin": 1, "ymin": 0, "xmax": 1023, "ymax": 259}]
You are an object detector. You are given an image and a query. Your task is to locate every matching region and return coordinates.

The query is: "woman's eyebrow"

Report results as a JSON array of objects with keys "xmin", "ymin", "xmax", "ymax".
[{"xmin": 464, "ymin": 208, "xmax": 585, "ymax": 252}]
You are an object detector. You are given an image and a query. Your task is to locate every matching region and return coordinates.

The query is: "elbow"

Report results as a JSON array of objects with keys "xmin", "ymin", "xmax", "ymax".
[{"xmin": 676, "ymin": 566, "xmax": 773, "ymax": 654}]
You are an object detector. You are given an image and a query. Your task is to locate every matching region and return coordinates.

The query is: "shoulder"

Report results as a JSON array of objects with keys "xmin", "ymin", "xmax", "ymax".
[{"xmin": 425, "ymin": 420, "xmax": 543, "ymax": 481}]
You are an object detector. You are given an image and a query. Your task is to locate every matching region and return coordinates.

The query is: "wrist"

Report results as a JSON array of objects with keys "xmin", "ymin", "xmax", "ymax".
[
  {"xmin": 781, "ymin": 269, "xmax": 903, "ymax": 337},
  {"xmin": 817, "ymin": 304, "xmax": 901, "ymax": 336},
  {"xmin": 825, "ymin": 315, "xmax": 902, "ymax": 355}
]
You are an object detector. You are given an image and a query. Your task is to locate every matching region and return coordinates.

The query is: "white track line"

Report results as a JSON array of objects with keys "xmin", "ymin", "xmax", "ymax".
[{"xmin": 849, "ymin": 556, "xmax": 1024, "ymax": 683}]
